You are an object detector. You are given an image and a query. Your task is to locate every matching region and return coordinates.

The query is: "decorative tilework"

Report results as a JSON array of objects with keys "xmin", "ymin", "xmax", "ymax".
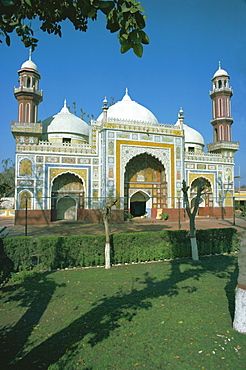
[
  {"xmin": 117, "ymin": 133, "xmax": 130, "ymax": 138},
  {"xmin": 197, "ymin": 164, "xmax": 206, "ymax": 169},
  {"xmin": 18, "ymin": 180, "xmax": 34, "ymax": 186},
  {"xmin": 108, "ymin": 132, "xmax": 115, "ymax": 138},
  {"xmin": 108, "ymin": 140, "xmax": 114, "ymax": 155},
  {"xmin": 154, "ymin": 136, "xmax": 160, "ymax": 142},
  {"xmin": 108, "ymin": 167, "xmax": 114, "ymax": 178},
  {"xmin": 49, "ymin": 168, "xmax": 87, "ymax": 186},
  {"xmin": 93, "ymin": 158, "xmax": 99, "ymax": 164},
  {"xmin": 93, "ymin": 181, "xmax": 99, "ymax": 188},
  {"xmin": 162, "ymin": 137, "xmax": 173, "ymax": 142},
  {"xmin": 132, "ymin": 134, "xmax": 138, "ymax": 140},
  {"xmin": 46, "ymin": 156, "xmax": 60, "ymax": 163},
  {"xmin": 140, "ymin": 134, "xmax": 151, "ymax": 140},
  {"xmin": 186, "ymin": 164, "xmax": 195, "ymax": 169},
  {"xmin": 62, "ymin": 157, "xmax": 76, "ymax": 164},
  {"xmin": 108, "ymin": 157, "xmax": 114, "ymax": 164},
  {"xmin": 188, "ymin": 173, "xmax": 215, "ymax": 186},
  {"xmin": 36, "ymin": 156, "xmax": 44, "ymax": 162},
  {"xmin": 78, "ymin": 158, "xmax": 91, "ymax": 164}
]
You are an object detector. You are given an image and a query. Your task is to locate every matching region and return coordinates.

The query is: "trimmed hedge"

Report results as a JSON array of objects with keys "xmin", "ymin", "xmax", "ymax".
[{"xmin": 0, "ymin": 228, "xmax": 239, "ymax": 280}]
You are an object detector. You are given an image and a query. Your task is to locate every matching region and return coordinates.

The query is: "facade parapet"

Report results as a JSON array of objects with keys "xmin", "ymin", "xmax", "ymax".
[
  {"xmin": 16, "ymin": 140, "xmax": 96, "ymax": 155},
  {"xmin": 98, "ymin": 119, "xmax": 183, "ymax": 135},
  {"xmin": 185, "ymin": 152, "xmax": 234, "ymax": 163}
]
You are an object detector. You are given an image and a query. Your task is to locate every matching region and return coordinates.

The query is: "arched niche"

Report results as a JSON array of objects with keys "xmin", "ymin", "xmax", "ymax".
[
  {"xmin": 19, "ymin": 190, "xmax": 32, "ymax": 209},
  {"xmin": 190, "ymin": 177, "xmax": 213, "ymax": 208},
  {"xmin": 51, "ymin": 172, "xmax": 84, "ymax": 219}
]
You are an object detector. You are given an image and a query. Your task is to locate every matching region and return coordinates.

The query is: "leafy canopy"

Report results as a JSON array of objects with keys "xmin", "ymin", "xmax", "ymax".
[
  {"xmin": 0, "ymin": 0, "xmax": 149, "ymax": 57},
  {"xmin": 0, "ymin": 158, "xmax": 15, "ymax": 198}
]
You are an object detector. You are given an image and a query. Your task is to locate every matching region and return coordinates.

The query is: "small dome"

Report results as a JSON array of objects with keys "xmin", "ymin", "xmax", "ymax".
[
  {"xmin": 21, "ymin": 59, "xmax": 38, "ymax": 72},
  {"xmin": 183, "ymin": 124, "xmax": 204, "ymax": 146},
  {"xmin": 212, "ymin": 62, "xmax": 229, "ymax": 79},
  {"xmin": 46, "ymin": 101, "xmax": 90, "ymax": 141},
  {"xmin": 97, "ymin": 89, "xmax": 158, "ymax": 125},
  {"xmin": 175, "ymin": 118, "xmax": 204, "ymax": 147}
]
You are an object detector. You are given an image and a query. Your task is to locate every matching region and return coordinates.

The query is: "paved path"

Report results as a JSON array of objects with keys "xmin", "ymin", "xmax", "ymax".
[{"xmin": 0, "ymin": 217, "xmax": 246, "ymax": 238}]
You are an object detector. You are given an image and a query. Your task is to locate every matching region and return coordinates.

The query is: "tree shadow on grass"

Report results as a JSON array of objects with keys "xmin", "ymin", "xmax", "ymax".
[
  {"xmin": 0, "ymin": 271, "xmax": 65, "ymax": 368},
  {"xmin": 1, "ymin": 255, "xmax": 238, "ymax": 369}
]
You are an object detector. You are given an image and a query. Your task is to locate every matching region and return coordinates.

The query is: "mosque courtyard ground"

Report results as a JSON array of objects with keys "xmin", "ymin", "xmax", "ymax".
[{"xmin": 0, "ymin": 215, "xmax": 246, "ymax": 238}]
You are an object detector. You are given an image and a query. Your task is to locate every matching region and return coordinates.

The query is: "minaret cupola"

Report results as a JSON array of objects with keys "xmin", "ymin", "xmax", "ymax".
[
  {"xmin": 14, "ymin": 51, "xmax": 43, "ymax": 124},
  {"xmin": 208, "ymin": 62, "xmax": 239, "ymax": 155},
  {"xmin": 12, "ymin": 52, "xmax": 43, "ymax": 144}
]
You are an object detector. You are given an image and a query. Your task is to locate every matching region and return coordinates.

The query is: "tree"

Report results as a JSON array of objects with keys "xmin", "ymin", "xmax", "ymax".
[
  {"xmin": 0, "ymin": 0, "xmax": 149, "ymax": 57},
  {"xmin": 233, "ymin": 235, "xmax": 246, "ymax": 333},
  {"xmin": 103, "ymin": 198, "xmax": 118, "ymax": 269},
  {"xmin": 182, "ymin": 179, "xmax": 205, "ymax": 261},
  {"xmin": 0, "ymin": 158, "xmax": 15, "ymax": 199}
]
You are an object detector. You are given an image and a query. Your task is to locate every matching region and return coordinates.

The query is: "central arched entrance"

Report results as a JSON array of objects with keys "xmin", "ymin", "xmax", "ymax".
[
  {"xmin": 51, "ymin": 172, "xmax": 84, "ymax": 220},
  {"xmin": 124, "ymin": 153, "xmax": 167, "ymax": 217}
]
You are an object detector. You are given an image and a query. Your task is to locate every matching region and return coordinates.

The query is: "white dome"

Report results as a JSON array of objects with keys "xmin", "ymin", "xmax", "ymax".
[
  {"xmin": 213, "ymin": 66, "xmax": 229, "ymax": 79},
  {"xmin": 183, "ymin": 124, "xmax": 204, "ymax": 146},
  {"xmin": 46, "ymin": 101, "xmax": 90, "ymax": 139},
  {"xmin": 97, "ymin": 89, "xmax": 158, "ymax": 125},
  {"xmin": 21, "ymin": 59, "xmax": 38, "ymax": 72}
]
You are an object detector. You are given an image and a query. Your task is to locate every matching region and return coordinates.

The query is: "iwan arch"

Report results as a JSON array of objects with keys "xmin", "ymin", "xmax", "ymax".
[{"xmin": 11, "ymin": 57, "xmax": 239, "ymax": 224}]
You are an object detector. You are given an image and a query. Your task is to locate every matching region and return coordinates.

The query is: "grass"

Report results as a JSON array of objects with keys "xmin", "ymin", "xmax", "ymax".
[{"xmin": 0, "ymin": 254, "xmax": 245, "ymax": 369}]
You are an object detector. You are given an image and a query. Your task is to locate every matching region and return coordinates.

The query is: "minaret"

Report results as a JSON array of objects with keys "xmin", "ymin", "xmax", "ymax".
[
  {"xmin": 11, "ymin": 52, "xmax": 43, "ymax": 144},
  {"xmin": 207, "ymin": 62, "xmax": 239, "ymax": 155}
]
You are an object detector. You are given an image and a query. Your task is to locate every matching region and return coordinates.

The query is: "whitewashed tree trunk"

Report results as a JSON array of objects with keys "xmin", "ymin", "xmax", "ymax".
[
  {"xmin": 105, "ymin": 242, "xmax": 111, "ymax": 270},
  {"xmin": 190, "ymin": 236, "xmax": 199, "ymax": 261},
  {"xmin": 233, "ymin": 286, "xmax": 246, "ymax": 333},
  {"xmin": 103, "ymin": 198, "xmax": 117, "ymax": 270},
  {"xmin": 233, "ymin": 236, "xmax": 246, "ymax": 333}
]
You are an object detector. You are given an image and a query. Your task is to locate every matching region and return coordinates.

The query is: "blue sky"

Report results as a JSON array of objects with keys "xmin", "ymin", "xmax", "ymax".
[{"xmin": 1, "ymin": 0, "xmax": 246, "ymax": 185}]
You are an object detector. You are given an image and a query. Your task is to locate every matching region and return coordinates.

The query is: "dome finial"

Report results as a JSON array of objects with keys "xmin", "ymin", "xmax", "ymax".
[
  {"xmin": 218, "ymin": 61, "xmax": 221, "ymax": 69},
  {"xmin": 29, "ymin": 48, "xmax": 32, "ymax": 61},
  {"xmin": 125, "ymin": 87, "xmax": 129, "ymax": 95},
  {"xmin": 64, "ymin": 99, "xmax": 67, "ymax": 108}
]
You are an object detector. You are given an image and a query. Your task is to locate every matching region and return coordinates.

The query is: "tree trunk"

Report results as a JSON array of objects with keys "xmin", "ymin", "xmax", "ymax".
[
  {"xmin": 189, "ymin": 215, "xmax": 199, "ymax": 261},
  {"xmin": 233, "ymin": 237, "xmax": 246, "ymax": 333},
  {"xmin": 103, "ymin": 198, "xmax": 117, "ymax": 270},
  {"xmin": 103, "ymin": 214, "xmax": 110, "ymax": 269}
]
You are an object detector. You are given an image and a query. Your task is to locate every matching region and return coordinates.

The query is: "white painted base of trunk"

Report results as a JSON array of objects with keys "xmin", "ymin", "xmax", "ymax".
[
  {"xmin": 190, "ymin": 237, "xmax": 199, "ymax": 261},
  {"xmin": 233, "ymin": 287, "xmax": 246, "ymax": 334},
  {"xmin": 105, "ymin": 242, "xmax": 111, "ymax": 269}
]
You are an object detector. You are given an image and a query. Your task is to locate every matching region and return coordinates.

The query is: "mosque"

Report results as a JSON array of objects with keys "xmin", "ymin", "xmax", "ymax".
[{"xmin": 11, "ymin": 57, "xmax": 239, "ymax": 224}]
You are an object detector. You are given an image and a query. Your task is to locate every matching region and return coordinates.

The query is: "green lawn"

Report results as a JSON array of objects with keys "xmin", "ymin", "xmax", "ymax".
[{"xmin": 0, "ymin": 254, "xmax": 245, "ymax": 369}]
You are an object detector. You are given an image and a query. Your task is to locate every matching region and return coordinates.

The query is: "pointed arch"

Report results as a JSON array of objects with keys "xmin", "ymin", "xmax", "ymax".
[
  {"xmin": 190, "ymin": 176, "xmax": 213, "ymax": 207},
  {"xmin": 19, "ymin": 190, "xmax": 32, "ymax": 209},
  {"xmin": 51, "ymin": 172, "xmax": 84, "ymax": 220},
  {"xmin": 124, "ymin": 152, "xmax": 167, "ymax": 215}
]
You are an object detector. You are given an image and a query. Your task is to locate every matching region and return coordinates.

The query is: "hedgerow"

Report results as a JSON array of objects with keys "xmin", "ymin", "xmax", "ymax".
[{"xmin": 0, "ymin": 228, "xmax": 239, "ymax": 281}]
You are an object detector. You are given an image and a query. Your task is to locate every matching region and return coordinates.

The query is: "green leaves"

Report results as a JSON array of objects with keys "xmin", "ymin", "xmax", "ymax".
[{"xmin": 0, "ymin": 0, "xmax": 149, "ymax": 57}]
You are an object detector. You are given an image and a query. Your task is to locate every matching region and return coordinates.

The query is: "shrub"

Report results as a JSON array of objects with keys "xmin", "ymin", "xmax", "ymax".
[{"xmin": 0, "ymin": 228, "xmax": 239, "ymax": 277}]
